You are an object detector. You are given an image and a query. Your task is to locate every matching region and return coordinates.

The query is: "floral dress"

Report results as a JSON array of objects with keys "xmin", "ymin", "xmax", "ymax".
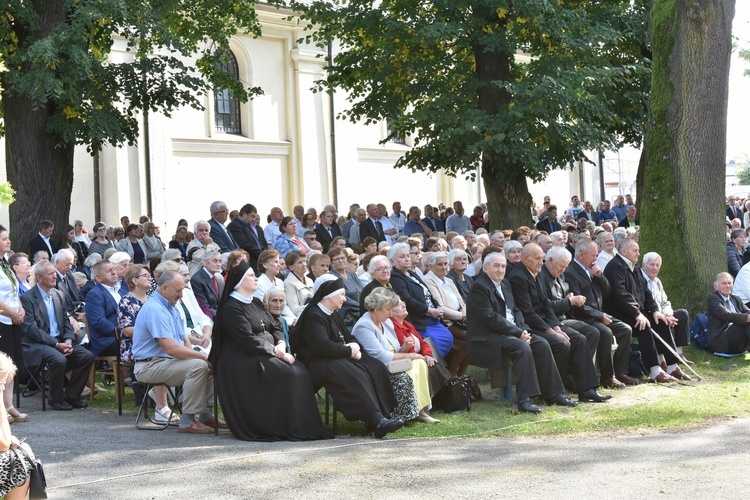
[{"xmin": 117, "ymin": 293, "xmax": 144, "ymax": 363}]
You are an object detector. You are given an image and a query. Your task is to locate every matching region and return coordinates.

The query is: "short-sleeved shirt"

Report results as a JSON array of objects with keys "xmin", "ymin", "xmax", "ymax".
[{"xmin": 132, "ymin": 292, "xmax": 185, "ymax": 360}]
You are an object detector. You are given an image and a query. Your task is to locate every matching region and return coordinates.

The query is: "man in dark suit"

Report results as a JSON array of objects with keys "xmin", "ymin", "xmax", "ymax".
[
  {"xmin": 707, "ymin": 272, "xmax": 750, "ymax": 354},
  {"xmin": 190, "ymin": 250, "xmax": 225, "ymax": 318},
  {"xmin": 535, "ymin": 205, "xmax": 562, "ymax": 234},
  {"xmin": 227, "ymin": 203, "xmax": 267, "ymax": 274},
  {"xmin": 509, "ymin": 243, "xmax": 610, "ymax": 403},
  {"xmin": 602, "ymin": 238, "xmax": 676, "ymax": 382},
  {"xmin": 617, "ymin": 205, "xmax": 640, "ymax": 228},
  {"xmin": 53, "ymin": 249, "xmax": 85, "ymax": 342},
  {"xmin": 314, "ymin": 209, "xmax": 342, "ymax": 253},
  {"xmin": 466, "ymin": 252, "xmax": 570, "ymax": 414},
  {"xmin": 358, "ymin": 204, "xmax": 386, "ymax": 244},
  {"xmin": 727, "ymin": 196, "xmax": 743, "ymax": 227},
  {"xmin": 21, "ymin": 261, "xmax": 93, "ymax": 410},
  {"xmin": 565, "ymin": 239, "xmax": 635, "ymax": 386},
  {"xmin": 29, "ymin": 220, "xmax": 57, "ymax": 259},
  {"xmin": 540, "ymin": 246, "xmax": 626, "ymax": 390},
  {"xmin": 208, "ymin": 200, "xmax": 239, "ymax": 253},
  {"xmin": 84, "ymin": 259, "xmax": 121, "ymax": 357}
]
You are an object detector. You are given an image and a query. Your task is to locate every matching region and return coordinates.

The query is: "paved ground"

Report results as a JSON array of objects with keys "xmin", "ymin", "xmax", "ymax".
[{"xmin": 12, "ymin": 393, "xmax": 750, "ymax": 499}]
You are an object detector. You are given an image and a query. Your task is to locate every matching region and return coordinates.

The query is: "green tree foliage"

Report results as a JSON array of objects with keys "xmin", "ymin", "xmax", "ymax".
[
  {"xmin": 0, "ymin": 0, "xmax": 263, "ymax": 249},
  {"xmin": 295, "ymin": 0, "xmax": 652, "ymax": 228},
  {"xmin": 736, "ymin": 159, "xmax": 750, "ymax": 185}
]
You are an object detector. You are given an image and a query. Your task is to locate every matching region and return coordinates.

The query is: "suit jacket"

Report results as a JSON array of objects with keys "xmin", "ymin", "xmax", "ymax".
[
  {"xmin": 602, "ymin": 254, "xmax": 657, "ymax": 326},
  {"xmin": 314, "ymin": 224, "xmax": 341, "ymax": 253},
  {"xmin": 535, "ymin": 218, "xmax": 561, "ymax": 234},
  {"xmin": 21, "ymin": 286, "xmax": 76, "ymax": 367},
  {"xmin": 351, "ymin": 312, "xmax": 401, "ymax": 365},
  {"xmin": 707, "ymin": 291, "xmax": 750, "ymax": 353},
  {"xmin": 617, "ymin": 217, "xmax": 640, "ymax": 228},
  {"xmin": 209, "ymin": 217, "xmax": 238, "ymax": 253},
  {"xmin": 465, "ymin": 273, "xmax": 527, "ymax": 366},
  {"xmin": 538, "ymin": 266, "xmax": 573, "ymax": 320},
  {"xmin": 577, "ymin": 210, "xmax": 599, "ymax": 224},
  {"xmin": 227, "ymin": 217, "xmax": 266, "ymax": 272},
  {"xmin": 727, "ymin": 205, "xmax": 744, "ymax": 226},
  {"xmin": 358, "ymin": 217, "xmax": 385, "ymax": 244},
  {"xmin": 29, "ymin": 234, "xmax": 56, "ymax": 259},
  {"xmin": 190, "ymin": 267, "xmax": 225, "ymax": 317},
  {"xmin": 508, "ymin": 264, "xmax": 560, "ymax": 331},
  {"xmin": 83, "ymin": 283, "xmax": 120, "ymax": 356},
  {"xmin": 564, "ymin": 259, "xmax": 610, "ymax": 322},
  {"xmin": 56, "ymin": 270, "xmax": 84, "ymax": 315},
  {"xmin": 389, "ymin": 268, "xmax": 434, "ymax": 332},
  {"xmin": 116, "ymin": 237, "xmax": 149, "ymax": 263}
]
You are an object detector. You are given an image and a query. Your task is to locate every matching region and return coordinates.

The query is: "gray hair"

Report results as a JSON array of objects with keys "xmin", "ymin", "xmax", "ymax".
[
  {"xmin": 193, "ymin": 220, "xmax": 210, "ymax": 233},
  {"xmin": 617, "ymin": 237, "xmax": 637, "ymax": 253},
  {"xmin": 202, "ymin": 250, "xmax": 220, "ymax": 263},
  {"xmin": 642, "ymin": 252, "xmax": 662, "ymax": 267},
  {"xmin": 210, "ymin": 201, "xmax": 227, "ymax": 217},
  {"xmin": 83, "ymin": 253, "xmax": 102, "ymax": 268},
  {"xmin": 451, "ymin": 235, "xmax": 467, "ymax": 248},
  {"xmin": 368, "ymin": 255, "xmax": 390, "ymax": 273},
  {"xmin": 546, "ymin": 246, "xmax": 572, "ymax": 264},
  {"xmin": 157, "ymin": 269, "xmax": 182, "ymax": 287},
  {"xmin": 482, "ymin": 252, "xmax": 506, "ymax": 270},
  {"xmin": 575, "ymin": 239, "xmax": 598, "ymax": 258},
  {"xmin": 429, "ymin": 251, "xmax": 449, "ymax": 266},
  {"xmin": 715, "ymin": 272, "xmax": 733, "ymax": 285},
  {"xmin": 387, "ymin": 242, "xmax": 410, "ymax": 261},
  {"xmin": 162, "ymin": 248, "xmax": 182, "ymax": 262},
  {"xmin": 53, "ymin": 248, "xmax": 75, "ymax": 263},
  {"xmin": 447, "ymin": 249, "xmax": 468, "ymax": 266},
  {"xmin": 364, "ymin": 287, "xmax": 400, "ymax": 312},
  {"xmin": 264, "ymin": 286, "xmax": 286, "ymax": 306},
  {"xmin": 34, "ymin": 261, "xmax": 55, "ymax": 278},
  {"xmin": 596, "ymin": 231, "xmax": 613, "ymax": 248},
  {"xmin": 549, "ymin": 231, "xmax": 565, "ymax": 244},
  {"xmin": 503, "ymin": 240, "xmax": 522, "ymax": 254}
]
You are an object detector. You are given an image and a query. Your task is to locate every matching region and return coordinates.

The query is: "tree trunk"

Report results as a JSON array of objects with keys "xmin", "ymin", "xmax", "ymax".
[
  {"xmin": 483, "ymin": 162, "xmax": 534, "ymax": 231},
  {"xmin": 2, "ymin": 0, "xmax": 75, "ymax": 253},
  {"xmin": 641, "ymin": 0, "xmax": 735, "ymax": 313},
  {"xmin": 4, "ymin": 92, "xmax": 75, "ymax": 254}
]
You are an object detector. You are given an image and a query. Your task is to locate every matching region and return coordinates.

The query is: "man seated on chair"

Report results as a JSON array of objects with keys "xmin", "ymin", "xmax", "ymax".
[
  {"xmin": 21, "ymin": 261, "xmax": 94, "ymax": 410},
  {"xmin": 132, "ymin": 270, "xmax": 227, "ymax": 434},
  {"xmin": 53, "ymin": 249, "xmax": 85, "ymax": 340},
  {"xmin": 84, "ymin": 259, "xmax": 121, "ymax": 357}
]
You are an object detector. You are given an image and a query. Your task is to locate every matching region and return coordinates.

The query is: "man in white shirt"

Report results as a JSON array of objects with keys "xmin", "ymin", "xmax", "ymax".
[
  {"xmin": 389, "ymin": 201, "xmax": 406, "ymax": 239},
  {"xmin": 264, "ymin": 207, "xmax": 284, "ymax": 249},
  {"xmin": 293, "ymin": 205, "xmax": 306, "ymax": 238},
  {"xmin": 377, "ymin": 203, "xmax": 397, "ymax": 244}
]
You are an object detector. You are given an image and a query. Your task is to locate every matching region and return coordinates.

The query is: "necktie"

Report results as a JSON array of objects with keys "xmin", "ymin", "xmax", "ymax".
[
  {"xmin": 726, "ymin": 297, "xmax": 734, "ymax": 312},
  {"xmin": 212, "ymin": 275, "xmax": 219, "ymax": 296},
  {"xmin": 375, "ymin": 220, "xmax": 384, "ymax": 239}
]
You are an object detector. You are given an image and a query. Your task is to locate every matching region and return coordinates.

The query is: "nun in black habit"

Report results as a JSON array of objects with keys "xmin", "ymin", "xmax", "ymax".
[
  {"xmin": 292, "ymin": 274, "xmax": 404, "ymax": 438},
  {"xmin": 210, "ymin": 261, "xmax": 332, "ymax": 442}
]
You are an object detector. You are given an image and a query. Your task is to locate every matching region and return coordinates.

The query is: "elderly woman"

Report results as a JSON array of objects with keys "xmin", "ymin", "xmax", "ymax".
[
  {"xmin": 168, "ymin": 225, "xmax": 189, "ymax": 261},
  {"xmin": 88, "ymin": 221, "xmax": 116, "ymax": 258},
  {"xmin": 284, "ymin": 251, "xmax": 314, "ymax": 316},
  {"xmin": 387, "ymin": 242, "xmax": 454, "ymax": 358},
  {"xmin": 346, "ymin": 253, "xmax": 359, "ymax": 275},
  {"xmin": 292, "ymin": 275, "xmax": 403, "ymax": 439},
  {"xmin": 595, "ymin": 231, "xmax": 617, "ymax": 271},
  {"xmin": 117, "ymin": 224, "xmax": 148, "ymax": 265},
  {"xmin": 328, "ymin": 247, "xmax": 363, "ymax": 326},
  {"xmin": 59, "ymin": 224, "xmax": 88, "ymax": 269},
  {"xmin": 359, "ymin": 255, "xmax": 392, "ymax": 312},
  {"xmin": 141, "ymin": 222, "xmax": 165, "ymax": 261},
  {"xmin": 8, "ymin": 253, "xmax": 31, "ymax": 297},
  {"xmin": 253, "ymin": 250, "xmax": 296, "ymax": 324},
  {"xmin": 265, "ymin": 286, "xmax": 292, "ymax": 350},
  {"xmin": 728, "ymin": 228, "xmax": 747, "ymax": 278},
  {"xmin": 353, "ymin": 288, "xmax": 437, "ymax": 424},
  {"xmin": 446, "ymin": 249, "xmax": 473, "ymax": 302},
  {"xmin": 503, "ymin": 240, "xmax": 523, "ymax": 274},
  {"xmin": 307, "ymin": 253, "xmax": 331, "ymax": 283},
  {"xmin": 275, "ymin": 217, "xmax": 311, "ymax": 259},
  {"xmin": 210, "ymin": 262, "xmax": 332, "ymax": 442},
  {"xmin": 423, "ymin": 252, "xmax": 469, "ymax": 376}
]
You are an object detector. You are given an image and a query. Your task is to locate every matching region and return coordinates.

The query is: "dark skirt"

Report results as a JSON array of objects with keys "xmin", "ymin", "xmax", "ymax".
[{"xmin": 0, "ymin": 323, "xmax": 23, "ymax": 368}]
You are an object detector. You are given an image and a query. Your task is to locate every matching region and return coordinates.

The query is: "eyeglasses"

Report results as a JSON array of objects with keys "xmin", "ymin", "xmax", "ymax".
[
  {"xmin": 374, "ymin": 266, "xmax": 391, "ymax": 273},
  {"xmin": 138, "ymin": 273, "xmax": 151, "ymax": 279},
  {"xmin": 173, "ymin": 258, "xmax": 184, "ymax": 262},
  {"xmin": 409, "ymin": 251, "xmax": 420, "ymax": 256}
]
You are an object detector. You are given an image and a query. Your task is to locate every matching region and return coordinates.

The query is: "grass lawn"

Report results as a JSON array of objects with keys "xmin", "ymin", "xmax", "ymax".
[{"xmin": 85, "ymin": 346, "xmax": 750, "ymax": 439}]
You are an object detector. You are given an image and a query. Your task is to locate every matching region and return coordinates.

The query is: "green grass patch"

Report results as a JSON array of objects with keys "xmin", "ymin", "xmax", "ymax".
[{"xmin": 87, "ymin": 347, "xmax": 750, "ymax": 438}]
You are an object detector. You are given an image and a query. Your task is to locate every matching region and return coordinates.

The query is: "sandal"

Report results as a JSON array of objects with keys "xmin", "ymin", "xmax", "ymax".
[
  {"xmin": 6, "ymin": 407, "xmax": 29, "ymax": 423},
  {"xmin": 154, "ymin": 406, "xmax": 180, "ymax": 425}
]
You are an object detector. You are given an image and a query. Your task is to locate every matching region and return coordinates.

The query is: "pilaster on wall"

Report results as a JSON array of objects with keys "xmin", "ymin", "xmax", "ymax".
[{"xmin": 98, "ymin": 142, "xmax": 142, "ymax": 225}]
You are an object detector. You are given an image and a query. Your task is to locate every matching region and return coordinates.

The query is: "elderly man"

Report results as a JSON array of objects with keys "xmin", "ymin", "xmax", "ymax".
[
  {"xmin": 29, "ymin": 220, "xmax": 56, "ymax": 259},
  {"xmin": 489, "ymin": 230, "xmax": 505, "ymax": 248},
  {"xmin": 227, "ymin": 203, "xmax": 267, "ymax": 274},
  {"xmin": 404, "ymin": 206, "xmax": 432, "ymax": 239},
  {"xmin": 83, "ymin": 259, "xmax": 121, "ymax": 357},
  {"xmin": 133, "ymin": 270, "xmax": 226, "ymax": 434},
  {"xmin": 389, "ymin": 201, "xmax": 406, "ymax": 239},
  {"xmin": 642, "ymin": 252, "xmax": 693, "ymax": 368},
  {"xmin": 208, "ymin": 201, "xmax": 238, "ymax": 253},
  {"xmin": 347, "ymin": 208, "xmax": 367, "ymax": 246},
  {"xmin": 341, "ymin": 203, "xmax": 360, "ymax": 243},
  {"xmin": 466, "ymin": 252, "xmax": 571, "ymax": 414},
  {"xmin": 541, "ymin": 246, "xmax": 626, "ymax": 389},
  {"xmin": 707, "ymin": 272, "xmax": 750, "ymax": 355},
  {"xmin": 22, "ymin": 262, "xmax": 94, "ymax": 410},
  {"xmin": 186, "ymin": 220, "xmax": 221, "ymax": 277},
  {"xmin": 190, "ymin": 251, "xmax": 224, "ymax": 318},
  {"xmin": 509, "ymin": 243, "xmax": 610, "ymax": 403},
  {"xmin": 445, "ymin": 201, "xmax": 472, "ymax": 234},
  {"xmin": 603, "ymin": 238, "xmax": 677, "ymax": 382},
  {"xmin": 53, "ymin": 249, "xmax": 85, "ymax": 336},
  {"xmin": 618, "ymin": 205, "xmax": 640, "ymax": 228},
  {"xmin": 598, "ymin": 200, "xmax": 617, "ymax": 222},
  {"xmin": 264, "ymin": 207, "xmax": 285, "ymax": 249},
  {"xmin": 359, "ymin": 204, "xmax": 386, "ymax": 244},
  {"xmin": 565, "ymin": 239, "xmax": 636, "ymax": 387}
]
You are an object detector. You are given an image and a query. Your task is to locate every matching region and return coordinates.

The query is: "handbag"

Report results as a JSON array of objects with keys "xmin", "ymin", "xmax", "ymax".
[
  {"xmin": 16, "ymin": 444, "xmax": 47, "ymax": 499},
  {"xmin": 387, "ymin": 358, "xmax": 413, "ymax": 374}
]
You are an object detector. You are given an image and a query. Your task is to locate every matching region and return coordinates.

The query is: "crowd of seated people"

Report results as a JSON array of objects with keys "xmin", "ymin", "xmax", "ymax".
[{"xmin": 0, "ymin": 192, "xmax": 723, "ymax": 439}]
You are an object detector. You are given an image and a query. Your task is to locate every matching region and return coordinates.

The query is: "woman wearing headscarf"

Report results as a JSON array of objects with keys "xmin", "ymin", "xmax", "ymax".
[
  {"xmin": 210, "ymin": 261, "xmax": 332, "ymax": 442},
  {"xmin": 292, "ymin": 275, "xmax": 403, "ymax": 439}
]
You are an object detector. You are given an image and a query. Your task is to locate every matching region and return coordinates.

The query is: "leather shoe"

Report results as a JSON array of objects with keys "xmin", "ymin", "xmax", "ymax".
[
  {"xmin": 517, "ymin": 398, "xmax": 542, "ymax": 414},
  {"xmin": 178, "ymin": 418, "xmax": 214, "ymax": 434},
  {"xmin": 601, "ymin": 376, "xmax": 626, "ymax": 389},
  {"xmin": 650, "ymin": 371, "xmax": 677, "ymax": 383},
  {"xmin": 578, "ymin": 389, "xmax": 612, "ymax": 403},
  {"xmin": 373, "ymin": 417, "xmax": 404, "ymax": 438},
  {"xmin": 668, "ymin": 366, "xmax": 691, "ymax": 381},
  {"xmin": 545, "ymin": 394, "xmax": 577, "ymax": 407},
  {"xmin": 615, "ymin": 373, "xmax": 640, "ymax": 385},
  {"xmin": 66, "ymin": 398, "xmax": 89, "ymax": 409},
  {"xmin": 48, "ymin": 400, "xmax": 73, "ymax": 411},
  {"xmin": 204, "ymin": 416, "xmax": 229, "ymax": 429},
  {"xmin": 659, "ymin": 360, "xmax": 668, "ymax": 372}
]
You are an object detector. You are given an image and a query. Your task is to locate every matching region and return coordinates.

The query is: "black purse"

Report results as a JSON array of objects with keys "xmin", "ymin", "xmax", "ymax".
[{"xmin": 16, "ymin": 445, "xmax": 47, "ymax": 499}]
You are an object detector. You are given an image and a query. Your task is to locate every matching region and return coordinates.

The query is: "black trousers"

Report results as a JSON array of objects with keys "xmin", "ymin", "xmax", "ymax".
[
  {"xmin": 534, "ymin": 327, "xmax": 599, "ymax": 394},
  {"xmin": 41, "ymin": 344, "xmax": 94, "ymax": 402},
  {"xmin": 582, "ymin": 318, "xmax": 633, "ymax": 376},
  {"xmin": 724, "ymin": 324, "xmax": 750, "ymax": 354}
]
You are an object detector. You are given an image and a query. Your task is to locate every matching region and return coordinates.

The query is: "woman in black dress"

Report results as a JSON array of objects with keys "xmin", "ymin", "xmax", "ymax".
[
  {"xmin": 210, "ymin": 261, "xmax": 332, "ymax": 442},
  {"xmin": 292, "ymin": 275, "xmax": 403, "ymax": 439}
]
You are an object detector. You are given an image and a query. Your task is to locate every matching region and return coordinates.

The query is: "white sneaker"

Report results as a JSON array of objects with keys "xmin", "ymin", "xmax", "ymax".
[{"xmin": 153, "ymin": 406, "xmax": 180, "ymax": 425}]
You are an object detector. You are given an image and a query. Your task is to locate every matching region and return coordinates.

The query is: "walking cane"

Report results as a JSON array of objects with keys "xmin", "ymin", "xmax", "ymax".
[{"xmin": 651, "ymin": 328, "xmax": 703, "ymax": 381}]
